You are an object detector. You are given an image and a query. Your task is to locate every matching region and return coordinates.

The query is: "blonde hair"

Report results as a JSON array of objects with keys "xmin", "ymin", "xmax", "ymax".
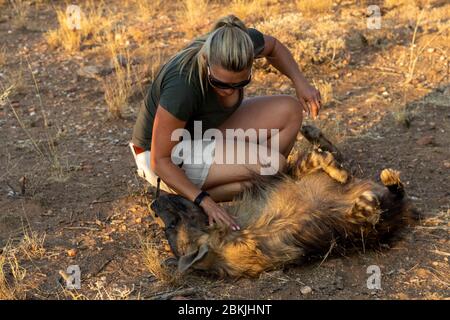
[{"xmin": 154, "ymin": 15, "xmax": 254, "ymax": 97}]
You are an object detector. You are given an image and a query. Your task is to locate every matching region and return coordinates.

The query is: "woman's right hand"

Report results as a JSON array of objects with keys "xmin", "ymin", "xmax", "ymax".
[{"xmin": 200, "ymin": 196, "xmax": 240, "ymax": 231}]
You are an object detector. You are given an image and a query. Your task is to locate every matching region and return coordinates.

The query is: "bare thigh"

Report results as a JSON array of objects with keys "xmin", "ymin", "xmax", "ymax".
[
  {"xmin": 218, "ymin": 95, "xmax": 303, "ymax": 156},
  {"xmin": 202, "ymin": 139, "xmax": 286, "ymax": 190}
]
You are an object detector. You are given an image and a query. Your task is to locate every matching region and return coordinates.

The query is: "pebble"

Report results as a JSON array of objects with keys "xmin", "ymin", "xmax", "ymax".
[
  {"xmin": 300, "ymin": 286, "xmax": 312, "ymax": 295},
  {"xmin": 416, "ymin": 135, "xmax": 434, "ymax": 146},
  {"xmin": 67, "ymin": 249, "xmax": 77, "ymax": 257}
]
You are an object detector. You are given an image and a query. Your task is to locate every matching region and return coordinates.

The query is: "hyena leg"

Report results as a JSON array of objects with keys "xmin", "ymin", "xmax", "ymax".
[
  {"xmin": 300, "ymin": 125, "xmax": 344, "ymax": 163},
  {"xmin": 294, "ymin": 148, "xmax": 349, "ymax": 183},
  {"xmin": 380, "ymin": 169, "xmax": 405, "ymax": 198},
  {"xmin": 346, "ymin": 191, "xmax": 381, "ymax": 226}
]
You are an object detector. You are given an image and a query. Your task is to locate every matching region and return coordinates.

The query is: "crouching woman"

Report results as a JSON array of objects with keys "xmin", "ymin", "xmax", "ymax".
[{"xmin": 130, "ymin": 15, "xmax": 321, "ymax": 231}]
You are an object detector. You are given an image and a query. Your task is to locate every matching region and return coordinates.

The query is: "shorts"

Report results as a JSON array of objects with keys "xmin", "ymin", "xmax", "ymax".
[{"xmin": 129, "ymin": 140, "xmax": 216, "ymax": 193}]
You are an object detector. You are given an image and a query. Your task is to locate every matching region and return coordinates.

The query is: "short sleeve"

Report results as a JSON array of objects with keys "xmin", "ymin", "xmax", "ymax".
[
  {"xmin": 248, "ymin": 28, "xmax": 265, "ymax": 58},
  {"xmin": 158, "ymin": 75, "xmax": 199, "ymax": 122}
]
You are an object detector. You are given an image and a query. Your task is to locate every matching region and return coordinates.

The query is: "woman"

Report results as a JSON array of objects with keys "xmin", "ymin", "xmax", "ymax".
[{"xmin": 130, "ymin": 15, "xmax": 321, "ymax": 231}]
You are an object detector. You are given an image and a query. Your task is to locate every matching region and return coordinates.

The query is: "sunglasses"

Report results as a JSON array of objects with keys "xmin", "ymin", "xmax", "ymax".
[{"xmin": 207, "ymin": 65, "xmax": 252, "ymax": 90}]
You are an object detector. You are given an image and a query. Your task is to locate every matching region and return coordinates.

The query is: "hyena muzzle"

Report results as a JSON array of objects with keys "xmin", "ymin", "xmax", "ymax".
[{"xmin": 150, "ymin": 125, "xmax": 418, "ymax": 278}]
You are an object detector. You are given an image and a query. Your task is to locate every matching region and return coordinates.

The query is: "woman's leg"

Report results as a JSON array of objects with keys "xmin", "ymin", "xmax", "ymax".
[
  {"xmin": 218, "ymin": 95, "xmax": 303, "ymax": 157},
  {"xmin": 202, "ymin": 139, "xmax": 286, "ymax": 201},
  {"xmin": 202, "ymin": 95, "xmax": 302, "ymax": 201}
]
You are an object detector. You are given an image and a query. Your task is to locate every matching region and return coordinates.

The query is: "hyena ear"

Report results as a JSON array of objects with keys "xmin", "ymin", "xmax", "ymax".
[{"xmin": 178, "ymin": 243, "xmax": 209, "ymax": 273}]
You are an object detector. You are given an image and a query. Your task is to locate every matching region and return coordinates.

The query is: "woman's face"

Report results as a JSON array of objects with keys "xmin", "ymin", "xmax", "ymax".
[{"xmin": 208, "ymin": 64, "xmax": 252, "ymax": 97}]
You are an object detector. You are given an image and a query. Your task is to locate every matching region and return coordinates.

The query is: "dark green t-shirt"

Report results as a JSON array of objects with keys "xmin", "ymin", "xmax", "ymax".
[{"xmin": 131, "ymin": 28, "xmax": 265, "ymax": 150}]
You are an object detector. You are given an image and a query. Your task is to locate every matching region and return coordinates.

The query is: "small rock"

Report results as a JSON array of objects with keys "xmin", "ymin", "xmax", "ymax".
[
  {"xmin": 77, "ymin": 65, "xmax": 101, "ymax": 78},
  {"xmin": 443, "ymin": 161, "xmax": 450, "ymax": 169},
  {"xmin": 67, "ymin": 249, "xmax": 77, "ymax": 257},
  {"xmin": 300, "ymin": 286, "xmax": 312, "ymax": 295},
  {"xmin": 382, "ymin": 91, "xmax": 389, "ymax": 97},
  {"xmin": 427, "ymin": 48, "xmax": 435, "ymax": 53},
  {"xmin": 416, "ymin": 135, "xmax": 434, "ymax": 146}
]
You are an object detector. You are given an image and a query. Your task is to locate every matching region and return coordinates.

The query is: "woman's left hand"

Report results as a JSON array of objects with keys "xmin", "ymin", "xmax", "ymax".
[{"xmin": 294, "ymin": 80, "xmax": 322, "ymax": 119}]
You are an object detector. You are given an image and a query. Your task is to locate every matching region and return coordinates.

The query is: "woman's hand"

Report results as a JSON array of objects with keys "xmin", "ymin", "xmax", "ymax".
[
  {"xmin": 294, "ymin": 80, "xmax": 322, "ymax": 119},
  {"xmin": 200, "ymin": 196, "xmax": 241, "ymax": 231}
]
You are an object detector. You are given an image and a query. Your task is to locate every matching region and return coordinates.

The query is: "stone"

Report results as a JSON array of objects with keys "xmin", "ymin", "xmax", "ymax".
[{"xmin": 300, "ymin": 286, "xmax": 312, "ymax": 295}]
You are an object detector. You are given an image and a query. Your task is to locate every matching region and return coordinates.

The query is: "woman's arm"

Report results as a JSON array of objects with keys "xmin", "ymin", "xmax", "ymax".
[
  {"xmin": 151, "ymin": 106, "xmax": 240, "ymax": 230},
  {"xmin": 259, "ymin": 34, "xmax": 322, "ymax": 119}
]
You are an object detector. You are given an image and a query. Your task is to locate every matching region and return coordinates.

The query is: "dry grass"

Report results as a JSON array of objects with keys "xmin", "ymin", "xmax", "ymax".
[
  {"xmin": 255, "ymin": 13, "xmax": 347, "ymax": 69},
  {"xmin": 0, "ymin": 45, "xmax": 6, "ymax": 67},
  {"xmin": 19, "ymin": 229, "xmax": 46, "ymax": 260},
  {"xmin": 177, "ymin": 0, "xmax": 209, "ymax": 38},
  {"xmin": 228, "ymin": 0, "xmax": 278, "ymax": 21},
  {"xmin": 296, "ymin": 0, "xmax": 333, "ymax": 16},
  {"xmin": 46, "ymin": 1, "xmax": 111, "ymax": 53},
  {"xmin": 1, "ymin": 60, "xmax": 70, "ymax": 181},
  {"xmin": 0, "ymin": 243, "xmax": 27, "ymax": 300},
  {"xmin": 141, "ymin": 237, "xmax": 182, "ymax": 286},
  {"xmin": 103, "ymin": 37, "xmax": 134, "ymax": 118},
  {"xmin": 314, "ymin": 80, "xmax": 333, "ymax": 106},
  {"xmin": 9, "ymin": 0, "xmax": 29, "ymax": 29},
  {"xmin": 134, "ymin": 0, "xmax": 161, "ymax": 22}
]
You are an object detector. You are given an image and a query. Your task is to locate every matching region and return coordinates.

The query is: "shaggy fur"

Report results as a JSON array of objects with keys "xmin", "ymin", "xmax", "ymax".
[{"xmin": 151, "ymin": 128, "xmax": 417, "ymax": 278}]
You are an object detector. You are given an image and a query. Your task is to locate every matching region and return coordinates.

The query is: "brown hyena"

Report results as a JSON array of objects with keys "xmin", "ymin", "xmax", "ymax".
[{"xmin": 150, "ymin": 126, "xmax": 418, "ymax": 278}]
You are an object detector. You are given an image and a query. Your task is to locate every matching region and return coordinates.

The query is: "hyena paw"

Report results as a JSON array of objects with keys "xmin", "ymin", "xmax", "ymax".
[
  {"xmin": 318, "ymin": 150, "xmax": 349, "ymax": 184},
  {"xmin": 380, "ymin": 169, "xmax": 401, "ymax": 186},
  {"xmin": 348, "ymin": 191, "xmax": 381, "ymax": 225}
]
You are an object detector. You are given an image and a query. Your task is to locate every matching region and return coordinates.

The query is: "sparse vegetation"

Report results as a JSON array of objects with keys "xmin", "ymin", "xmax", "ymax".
[
  {"xmin": 177, "ymin": 0, "xmax": 210, "ymax": 37},
  {"xmin": 46, "ymin": 1, "xmax": 111, "ymax": 53},
  {"xmin": 0, "ymin": 0, "xmax": 449, "ymax": 300},
  {"xmin": 9, "ymin": 0, "xmax": 29, "ymax": 29},
  {"xmin": 296, "ymin": 0, "xmax": 333, "ymax": 16},
  {"xmin": 0, "ymin": 242, "xmax": 27, "ymax": 300},
  {"xmin": 141, "ymin": 237, "xmax": 182, "ymax": 286}
]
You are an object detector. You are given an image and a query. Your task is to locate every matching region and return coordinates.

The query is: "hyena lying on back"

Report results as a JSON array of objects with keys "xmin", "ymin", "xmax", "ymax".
[{"xmin": 151, "ymin": 126, "xmax": 417, "ymax": 278}]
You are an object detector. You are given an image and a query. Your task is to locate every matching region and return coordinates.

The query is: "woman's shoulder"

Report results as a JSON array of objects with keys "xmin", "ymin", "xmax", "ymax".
[{"xmin": 247, "ymin": 27, "xmax": 265, "ymax": 58}]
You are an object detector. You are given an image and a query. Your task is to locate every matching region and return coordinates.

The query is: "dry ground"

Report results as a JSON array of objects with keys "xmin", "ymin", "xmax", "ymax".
[{"xmin": 0, "ymin": 0, "xmax": 449, "ymax": 299}]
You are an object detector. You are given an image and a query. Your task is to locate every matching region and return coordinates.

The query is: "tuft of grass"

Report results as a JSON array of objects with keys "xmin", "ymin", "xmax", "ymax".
[
  {"xmin": 9, "ymin": 0, "xmax": 29, "ymax": 29},
  {"xmin": 296, "ymin": 0, "xmax": 333, "ymax": 16},
  {"xmin": 102, "ymin": 36, "xmax": 134, "ymax": 118},
  {"xmin": 135, "ymin": 0, "xmax": 161, "ymax": 22},
  {"xmin": 177, "ymin": 0, "xmax": 209, "ymax": 38},
  {"xmin": 46, "ymin": 1, "xmax": 111, "ymax": 53},
  {"xmin": 140, "ymin": 237, "xmax": 182, "ymax": 286},
  {"xmin": 19, "ymin": 229, "xmax": 46, "ymax": 260},
  {"xmin": 229, "ymin": 0, "xmax": 277, "ymax": 21},
  {"xmin": 314, "ymin": 80, "xmax": 334, "ymax": 106},
  {"xmin": 46, "ymin": 9, "xmax": 81, "ymax": 52},
  {"xmin": 0, "ymin": 243, "xmax": 27, "ymax": 300}
]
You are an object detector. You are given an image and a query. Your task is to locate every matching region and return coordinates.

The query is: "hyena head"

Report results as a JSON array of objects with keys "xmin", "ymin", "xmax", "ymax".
[{"xmin": 150, "ymin": 194, "xmax": 221, "ymax": 273}]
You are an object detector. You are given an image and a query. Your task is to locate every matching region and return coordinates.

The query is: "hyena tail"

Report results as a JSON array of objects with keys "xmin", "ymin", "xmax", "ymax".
[{"xmin": 380, "ymin": 169, "xmax": 405, "ymax": 199}]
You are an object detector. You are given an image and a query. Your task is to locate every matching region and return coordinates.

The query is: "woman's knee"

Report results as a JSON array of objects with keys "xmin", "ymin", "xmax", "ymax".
[{"xmin": 277, "ymin": 95, "xmax": 303, "ymax": 126}]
